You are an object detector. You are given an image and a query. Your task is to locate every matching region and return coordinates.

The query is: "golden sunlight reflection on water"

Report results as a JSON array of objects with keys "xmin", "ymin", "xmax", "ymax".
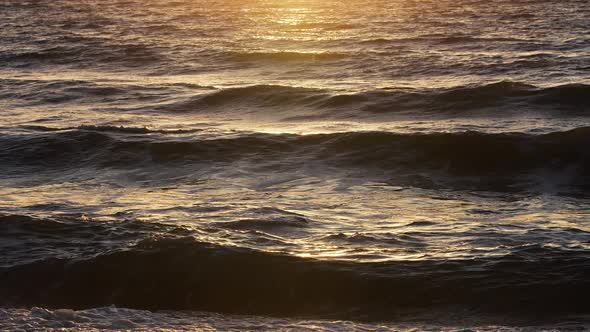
[{"xmin": 2, "ymin": 176, "xmax": 588, "ymax": 262}]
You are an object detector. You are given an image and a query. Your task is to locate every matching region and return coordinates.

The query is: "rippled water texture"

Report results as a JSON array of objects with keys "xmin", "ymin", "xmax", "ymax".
[{"xmin": 0, "ymin": 0, "xmax": 589, "ymax": 330}]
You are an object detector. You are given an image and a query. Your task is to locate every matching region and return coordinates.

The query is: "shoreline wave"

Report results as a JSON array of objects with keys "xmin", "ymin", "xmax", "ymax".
[{"xmin": 0, "ymin": 222, "xmax": 588, "ymax": 320}]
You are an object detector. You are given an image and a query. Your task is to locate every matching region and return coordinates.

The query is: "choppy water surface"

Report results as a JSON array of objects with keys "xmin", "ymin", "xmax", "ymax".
[{"xmin": 1, "ymin": 0, "xmax": 589, "ymax": 330}]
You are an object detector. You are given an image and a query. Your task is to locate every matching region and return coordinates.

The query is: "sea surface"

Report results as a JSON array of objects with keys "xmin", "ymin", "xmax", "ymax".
[{"xmin": 1, "ymin": 0, "xmax": 589, "ymax": 330}]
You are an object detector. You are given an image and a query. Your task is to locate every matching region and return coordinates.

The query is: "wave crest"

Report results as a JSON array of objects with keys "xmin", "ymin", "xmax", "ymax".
[
  {"xmin": 165, "ymin": 82, "xmax": 590, "ymax": 116},
  {"xmin": 1, "ymin": 233, "xmax": 588, "ymax": 319},
  {"xmin": 2, "ymin": 127, "xmax": 589, "ymax": 192}
]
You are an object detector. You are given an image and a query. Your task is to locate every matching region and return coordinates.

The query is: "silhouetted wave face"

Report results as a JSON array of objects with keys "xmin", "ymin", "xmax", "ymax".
[
  {"xmin": 2, "ymin": 215, "xmax": 589, "ymax": 320},
  {"xmin": 0, "ymin": 0, "xmax": 589, "ymax": 330},
  {"xmin": 162, "ymin": 82, "xmax": 590, "ymax": 117},
  {"xmin": 1, "ymin": 126, "xmax": 589, "ymax": 192}
]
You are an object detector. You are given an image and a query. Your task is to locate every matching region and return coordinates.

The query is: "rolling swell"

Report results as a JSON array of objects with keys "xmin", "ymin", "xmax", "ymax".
[
  {"xmin": 2, "ymin": 0, "xmax": 589, "ymax": 328},
  {"xmin": 166, "ymin": 82, "xmax": 590, "ymax": 115},
  {"xmin": 0, "ymin": 43, "xmax": 164, "ymax": 69},
  {"xmin": 2, "ymin": 127, "xmax": 589, "ymax": 186},
  {"xmin": 227, "ymin": 51, "xmax": 348, "ymax": 62},
  {"xmin": 166, "ymin": 85, "xmax": 326, "ymax": 111},
  {"xmin": 1, "ymin": 227, "xmax": 589, "ymax": 320},
  {"xmin": 0, "ymin": 78, "xmax": 209, "ymax": 106}
]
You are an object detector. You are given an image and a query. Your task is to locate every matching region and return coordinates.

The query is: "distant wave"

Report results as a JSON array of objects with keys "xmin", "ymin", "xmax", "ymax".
[
  {"xmin": 1, "ymin": 216, "xmax": 588, "ymax": 319},
  {"xmin": 360, "ymin": 35, "xmax": 522, "ymax": 45},
  {"xmin": 2, "ymin": 126, "xmax": 589, "ymax": 192},
  {"xmin": 165, "ymin": 82, "xmax": 590, "ymax": 116},
  {"xmin": 287, "ymin": 22, "xmax": 357, "ymax": 30},
  {"xmin": 15, "ymin": 125, "xmax": 204, "ymax": 135},
  {"xmin": 168, "ymin": 85, "xmax": 325, "ymax": 110},
  {"xmin": 0, "ymin": 43, "xmax": 164, "ymax": 68},
  {"xmin": 3, "ymin": 79, "xmax": 587, "ymax": 116},
  {"xmin": 74, "ymin": 125, "xmax": 202, "ymax": 135},
  {"xmin": 0, "ymin": 78, "xmax": 213, "ymax": 106},
  {"xmin": 227, "ymin": 50, "xmax": 348, "ymax": 62}
]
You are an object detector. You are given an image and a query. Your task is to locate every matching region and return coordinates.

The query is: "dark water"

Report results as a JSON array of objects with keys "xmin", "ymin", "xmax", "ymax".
[{"xmin": 1, "ymin": 0, "xmax": 589, "ymax": 330}]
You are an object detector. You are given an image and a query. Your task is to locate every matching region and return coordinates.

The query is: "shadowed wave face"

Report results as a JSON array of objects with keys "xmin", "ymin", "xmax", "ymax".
[
  {"xmin": 1, "ymin": 215, "xmax": 589, "ymax": 321},
  {"xmin": 1, "ymin": 126, "xmax": 590, "ymax": 193},
  {"xmin": 0, "ymin": 0, "xmax": 589, "ymax": 331}
]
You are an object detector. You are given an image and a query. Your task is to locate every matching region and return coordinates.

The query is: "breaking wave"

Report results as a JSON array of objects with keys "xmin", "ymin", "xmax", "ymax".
[{"xmin": 0, "ymin": 216, "xmax": 588, "ymax": 320}]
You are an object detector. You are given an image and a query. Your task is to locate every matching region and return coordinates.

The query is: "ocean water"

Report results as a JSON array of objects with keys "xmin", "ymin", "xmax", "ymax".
[{"xmin": 1, "ymin": 0, "xmax": 589, "ymax": 330}]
